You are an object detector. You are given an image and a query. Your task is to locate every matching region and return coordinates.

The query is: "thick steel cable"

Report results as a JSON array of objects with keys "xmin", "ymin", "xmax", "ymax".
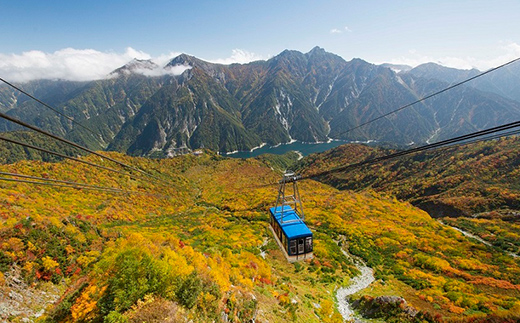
[
  {"xmin": 0, "ymin": 134, "xmax": 158, "ymax": 182},
  {"xmin": 305, "ymin": 120, "xmax": 520, "ymax": 180},
  {"xmin": 0, "ymin": 176, "xmax": 125, "ymax": 193},
  {"xmin": 0, "ymin": 110, "xmax": 170, "ymax": 185},
  {"xmin": 0, "ymin": 171, "xmax": 124, "ymax": 192}
]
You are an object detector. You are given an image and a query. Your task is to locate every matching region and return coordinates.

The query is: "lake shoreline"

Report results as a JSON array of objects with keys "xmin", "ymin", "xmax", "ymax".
[{"xmin": 223, "ymin": 139, "xmax": 376, "ymax": 159}]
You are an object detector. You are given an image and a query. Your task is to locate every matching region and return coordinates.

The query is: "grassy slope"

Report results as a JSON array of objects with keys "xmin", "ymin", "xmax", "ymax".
[
  {"xmin": 297, "ymin": 137, "xmax": 520, "ymax": 276},
  {"xmin": 0, "ymin": 151, "xmax": 519, "ymax": 322},
  {"xmin": 297, "ymin": 137, "xmax": 520, "ymax": 218}
]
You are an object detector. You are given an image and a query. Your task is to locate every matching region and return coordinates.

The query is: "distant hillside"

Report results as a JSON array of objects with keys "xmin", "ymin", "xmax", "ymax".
[
  {"xmin": 408, "ymin": 61, "xmax": 520, "ymax": 102},
  {"xmin": 298, "ymin": 136, "xmax": 520, "ymax": 218},
  {"xmin": 0, "ymin": 131, "xmax": 85, "ymax": 164},
  {"xmin": 1, "ymin": 47, "xmax": 520, "ymax": 157}
]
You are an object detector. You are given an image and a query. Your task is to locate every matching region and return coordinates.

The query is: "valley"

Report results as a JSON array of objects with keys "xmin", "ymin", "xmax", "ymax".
[
  {"xmin": 1, "ymin": 48, "xmax": 520, "ymax": 322},
  {"xmin": 2, "ymin": 0, "xmax": 520, "ymax": 321}
]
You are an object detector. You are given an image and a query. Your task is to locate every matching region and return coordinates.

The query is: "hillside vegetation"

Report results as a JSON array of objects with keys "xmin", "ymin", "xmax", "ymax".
[
  {"xmin": 0, "ymin": 152, "xmax": 519, "ymax": 322},
  {"xmin": 298, "ymin": 137, "xmax": 520, "ymax": 218},
  {"xmin": 298, "ymin": 136, "xmax": 520, "ymax": 272}
]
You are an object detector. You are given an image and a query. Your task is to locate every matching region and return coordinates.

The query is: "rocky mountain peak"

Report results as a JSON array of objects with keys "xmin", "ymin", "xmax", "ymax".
[{"xmin": 109, "ymin": 59, "xmax": 159, "ymax": 76}]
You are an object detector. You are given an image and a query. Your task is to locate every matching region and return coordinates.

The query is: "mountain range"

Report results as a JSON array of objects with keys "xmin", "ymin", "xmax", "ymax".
[{"xmin": 1, "ymin": 47, "xmax": 520, "ymax": 156}]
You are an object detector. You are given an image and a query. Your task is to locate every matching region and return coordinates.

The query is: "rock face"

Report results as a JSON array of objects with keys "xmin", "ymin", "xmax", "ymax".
[{"xmin": 0, "ymin": 266, "xmax": 61, "ymax": 322}]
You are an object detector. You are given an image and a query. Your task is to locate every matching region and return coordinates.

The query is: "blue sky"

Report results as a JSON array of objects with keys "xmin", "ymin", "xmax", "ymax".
[{"xmin": 1, "ymin": 0, "xmax": 519, "ymax": 81}]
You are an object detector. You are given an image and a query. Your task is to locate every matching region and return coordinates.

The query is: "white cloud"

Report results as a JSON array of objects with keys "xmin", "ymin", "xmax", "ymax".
[
  {"xmin": 133, "ymin": 64, "xmax": 192, "ymax": 77},
  {"xmin": 153, "ymin": 51, "xmax": 183, "ymax": 67},
  {"xmin": 0, "ymin": 47, "xmax": 190, "ymax": 83},
  {"xmin": 331, "ymin": 26, "xmax": 352, "ymax": 34},
  {"xmin": 383, "ymin": 42, "xmax": 520, "ymax": 71},
  {"xmin": 0, "ymin": 47, "xmax": 265, "ymax": 82},
  {"xmin": 0, "ymin": 47, "xmax": 152, "ymax": 82},
  {"xmin": 209, "ymin": 49, "xmax": 265, "ymax": 65}
]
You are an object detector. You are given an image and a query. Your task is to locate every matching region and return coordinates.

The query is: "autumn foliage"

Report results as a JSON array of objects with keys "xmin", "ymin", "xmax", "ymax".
[{"xmin": 0, "ymin": 150, "xmax": 519, "ymax": 322}]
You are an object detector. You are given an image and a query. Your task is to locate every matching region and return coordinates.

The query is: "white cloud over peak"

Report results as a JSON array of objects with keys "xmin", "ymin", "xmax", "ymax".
[
  {"xmin": 0, "ymin": 47, "xmax": 155, "ymax": 83},
  {"xmin": 0, "ymin": 48, "xmax": 266, "ymax": 82},
  {"xmin": 129, "ymin": 64, "xmax": 192, "ymax": 78},
  {"xmin": 330, "ymin": 28, "xmax": 342, "ymax": 34},
  {"xmin": 209, "ymin": 49, "xmax": 265, "ymax": 65}
]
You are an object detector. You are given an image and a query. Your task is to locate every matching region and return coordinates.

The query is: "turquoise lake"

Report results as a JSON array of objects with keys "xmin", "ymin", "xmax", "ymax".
[{"xmin": 225, "ymin": 140, "xmax": 355, "ymax": 159}]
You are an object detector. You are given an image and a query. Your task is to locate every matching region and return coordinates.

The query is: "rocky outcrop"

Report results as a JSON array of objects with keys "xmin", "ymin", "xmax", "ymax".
[{"xmin": 0, "ymin": 266, "xmax": 61, "ymax": 322}]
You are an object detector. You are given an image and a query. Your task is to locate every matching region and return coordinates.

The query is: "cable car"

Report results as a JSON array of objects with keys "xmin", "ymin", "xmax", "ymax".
[{"xmin": 269, "ymin": 171, "xmax": 313, "ymax": 262}]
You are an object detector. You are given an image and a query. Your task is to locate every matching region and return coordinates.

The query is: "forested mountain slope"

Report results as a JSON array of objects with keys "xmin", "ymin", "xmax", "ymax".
[{"xmin": 2, "ymin": 48, "xmax": 520, "ymax": 156}]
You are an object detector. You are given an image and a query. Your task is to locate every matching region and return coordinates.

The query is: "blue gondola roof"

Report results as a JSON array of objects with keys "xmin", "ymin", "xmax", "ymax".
[{"xmin": 269, "ymin": 206, "xmax": 312, "ymax": 239}]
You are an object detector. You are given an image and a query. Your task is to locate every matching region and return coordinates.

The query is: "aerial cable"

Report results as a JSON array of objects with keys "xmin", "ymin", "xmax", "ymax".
[
  {"xmin": 0, "ymin": 110, "xmax": 170, "ymax": 184},
  {"xmin": 0, "ymin": 171, "xmax": 174, "ymax": 198},
  {"xmin": 0, "ymin": 177, "xmax": 119, "ymax": 192},
  {"xmin": 0, "ymin": 175, "xmax": 126, "ymax": 193},
  {"xmin": 0, "ymin": 171, "xmax": 124, "ymax": 192},
  {"xmin": 335, "ymin": 57, "xmax": 520, "ymax": 138},
  {"xmin": 438, "ymin": 128, "xmax": 520, "ymax": 150},
  {"xmin": 0, "ymin": 77, "xmax": 96, "ymax": 135},
  {"xmin": 0, "ymin": 173, "xmax": 177, "ymax": 198},
  {"xmin": 306, "ymin": 120, "xmax": 520, "ymax": 179},
  {"xmin": 245, "ymin": 122, "xmax": 520, "ymax": 190},
  {"xmin": 0, "ymin": 135, "xmax": 158, "ymax": 183}
]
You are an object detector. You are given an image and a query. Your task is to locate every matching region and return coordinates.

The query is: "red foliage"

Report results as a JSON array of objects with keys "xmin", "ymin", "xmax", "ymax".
[
  {"xmin": 322, "ymin": 261, "xmax": 334, "ymax": 268},
  {"xmin": 258, "ymin": 277, "xmax": 272, "ymax": 285}
]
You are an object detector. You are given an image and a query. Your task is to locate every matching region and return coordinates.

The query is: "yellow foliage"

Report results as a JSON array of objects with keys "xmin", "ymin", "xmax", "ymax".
[
  {"xmin": 48, "ymin": 217, "xmax": 63, "ymax": 228},
  {"xmin": 318, "ymin": 299, "xmax": 343, "ymax": 323},
  {"xmin": 1, "ymin": 149, "xmax": 520, "ymax": 322},
  {"xmin": 27, "ymin": 241, "xmax": 37, "ymax": 252},
  {"xmin": 7, "ymin": 237, "xmax": 24, "ymax": 252},
  {"xmin": 65, "ymin": 244, "xmax": 75, "ymax": 255},
  {"xmin": 76, "ymin": 255, "xmax": 95, "ymax": 268},
  {"xmin": 23, "ymin": 261, "xmax": 35, "ymax": 274},
  {"xmin": 162, "ymin": 248, "xmax": 194, "ymax": 277},
  {"xmin": 76, "ymin": 232, "xmax": 87, "ymax": 244},
  {"xmin": 42, "ymin": 256, "xmax": 59, "ymax": 271},
  {"xmin": 71, "ymin": 283, "xmax": 104, "ymax": 321},
  {"xmin": 65, "ymin": 223, "xmax": 79, "ymax": 235},
  {"xmin": 4, "ymin": 218, "xmax": 17, "ymax": 228}
]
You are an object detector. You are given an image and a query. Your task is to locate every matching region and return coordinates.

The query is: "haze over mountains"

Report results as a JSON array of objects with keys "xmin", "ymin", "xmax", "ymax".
[{"xmin": 1, "ymin": 47, "xmax": 519, "ymax": 156}]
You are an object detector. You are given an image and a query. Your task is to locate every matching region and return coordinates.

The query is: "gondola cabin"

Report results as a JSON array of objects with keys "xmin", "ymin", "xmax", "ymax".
[{"xmin": 269, "ymin": 172, "xmax": 313, "ymax": 262}]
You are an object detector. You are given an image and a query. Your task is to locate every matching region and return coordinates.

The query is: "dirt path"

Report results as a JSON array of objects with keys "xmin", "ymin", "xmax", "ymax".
[{"xmin": 336, "ymin": 249, "xmax": 375, "ymax": 322}]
